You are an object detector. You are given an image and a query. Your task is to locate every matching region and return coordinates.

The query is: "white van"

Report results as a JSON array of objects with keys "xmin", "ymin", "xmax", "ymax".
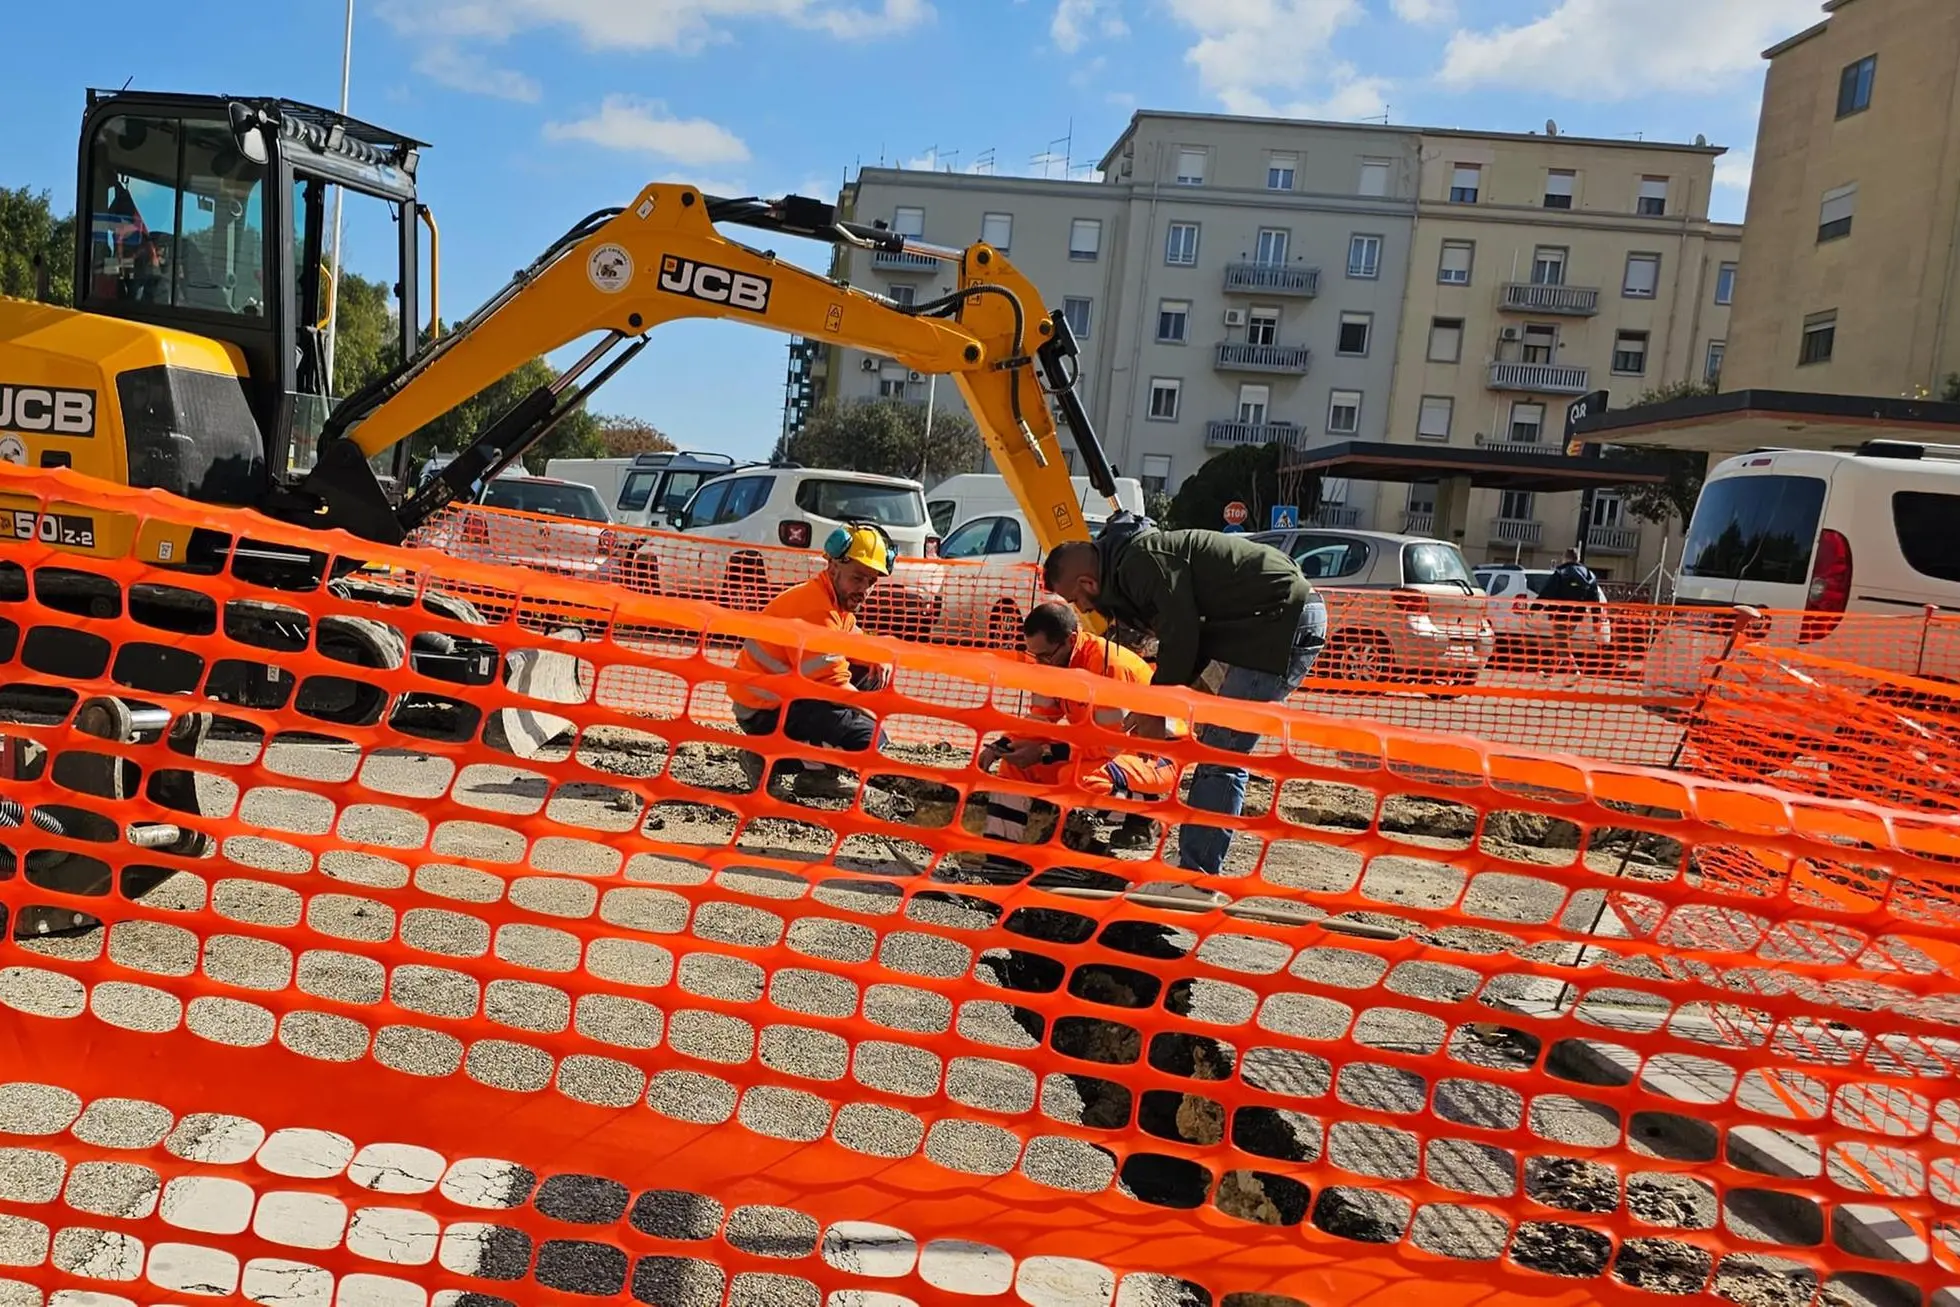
[
  {"xmin": 547, "ymin": 450, "xmax": 749, "ymax": 529},
  {"xmin": 925, "ymin": 473, "xmax": 1145, "ymax": 537},
  {"xmin": 1644, "ymin": 441, "xmax": 1960, "ymax": 704}
]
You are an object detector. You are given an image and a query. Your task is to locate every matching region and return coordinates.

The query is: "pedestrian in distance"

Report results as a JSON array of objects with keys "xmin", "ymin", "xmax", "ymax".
[
  {"xmin": 1539, "ymin": 546, "xmax": 1607, "ymax": 679},
  {"xmin": 1042, "ymin": 518, "xmax": 1327, "ymax": 881}
]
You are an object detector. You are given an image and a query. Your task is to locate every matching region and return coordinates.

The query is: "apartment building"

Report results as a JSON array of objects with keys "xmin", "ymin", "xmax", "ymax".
[
  {"xmin": 1725, "ymin": 0, "xmax": 1960, "ymax": 397},
  {"xmin": 1381, "ymin": 130, "xmax": 1739, "ymax": 574}
]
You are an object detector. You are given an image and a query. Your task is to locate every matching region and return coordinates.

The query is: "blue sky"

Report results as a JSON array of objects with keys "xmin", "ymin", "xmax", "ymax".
[{"xmin": 0, "ymin": 0, "xmax": 1809, "ymax": 461}]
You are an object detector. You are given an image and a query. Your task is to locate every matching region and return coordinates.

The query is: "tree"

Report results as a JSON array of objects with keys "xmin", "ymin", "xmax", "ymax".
[
  {"xmin": 406, "ymin": 354, "xmax": 603, "ymax": 473},
  {"xmin": 786, "ymin": 398, "xmax": 982, "ymax": 483},
  {"xmin": 1600, "ymin": 379, "xmax": 1718, "ymax": 526},
  {"xmin": 1166, "ymin": 443, "xmax": 1288, "ymax": 530},
  {"xmin": 0, "ymin": 186, "xmax": 74, "ymax": 306},
  {"xmin": 329, "ymin": 271, "xmax": 400, "ymax": 398},
  {"xmin": 594, "ymin": 415, "xmax": 675, "ymax": 458}
]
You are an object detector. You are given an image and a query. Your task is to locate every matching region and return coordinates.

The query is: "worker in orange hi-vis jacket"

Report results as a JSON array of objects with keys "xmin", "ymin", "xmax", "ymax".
[
  {"xmin": 729, "ymin": 523, "xmax": 896, "ymax": 802},
  {"xmin": 978, "ymin": 601, "xmax": 1183, "ymax": 850}
]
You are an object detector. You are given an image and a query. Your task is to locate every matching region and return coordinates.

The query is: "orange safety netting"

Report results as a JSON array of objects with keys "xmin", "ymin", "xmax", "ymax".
[{"xmin": 2, "ymin": 467, "xmax": 1959, "ymax": 1307}]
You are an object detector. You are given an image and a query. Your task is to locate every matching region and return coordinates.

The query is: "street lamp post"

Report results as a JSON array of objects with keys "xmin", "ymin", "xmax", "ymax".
[{"xmin": 324, "ymin": 0, "xmax": 354, "ymax": 392}]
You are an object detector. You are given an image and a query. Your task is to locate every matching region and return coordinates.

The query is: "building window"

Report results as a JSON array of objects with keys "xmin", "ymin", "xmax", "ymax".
[
  {"xmin": 1359, "ymin": 158, "xmax": 1391, "ymax": 197},
  {"xmin": 892, "ymin": 206, "xmax": 924, "ymax": 237},
  {"xmin": 1819, "ymin": 184, "xmax": 1857, "ymax": 242},
  {"xmin": 1140, "ymin": 454, "xmax": 1172, "ymax": 496},
  {"xmin": 1417, "ymin": 396, "xmax": 1453, "ymax": 441},
  {"xmin": 1509, "ymin": 402, "xmax": 1545, "ymax": 444},
  {"xmin": 1255, "ymin": 228, "xmax": 1289, "ymax": 266},
  {"xmin": 1438, "ymin": 240, "xmax": 1474, "ymax": 285},
  {"xmin": 888, "ymin": 284, "xmax": 915, "ymax": 307},
  {"xmin": 1327, "ymin": 389, "xmax": 1362, "ymax": 435},
  {"xmin": 1176, "ymin": 147, "xmax": 1207, "ymax": 186},
  {"xmin": 1499, "ymin": 489, "xmax": 1537, "ymax": 521},
  {"xmin": 1408, "ymin": 481, "xmax": 1438, "ymax": 514},
  {"xmin": 1531, "ymin": 246, "xmax": 1568, "ymax": 286},
  {"xmin": 1156, "ymin": 300, "xmax": 1190, "ymax": 343},
  {"xmin": 1069, "ymin": 218, "xmax": 1101, "ymax": 261},
  {"xmin": 1838, "ymin": 54, "xmax": 1877, "ymax": 118},
  {"xmin": 1237, "ymin": 383, "xmax": 1271, "ymax": 426},
  {"xmin": 1427, "ymin": 317, "xmax": 1463, "ymax": 363},
  {"xmin": 1450, "ymin": 164, "xmax": 1481, "ymax": 204},
  {"xmin": 1623, "ymin": 253, "xmax": 1661, "ymax": 298},
  {"xmin": 878, "ymin": 361, "xmax": 911, "ymax": 399},
  {"xmin": 1544, "ymin": 169, "xmax": 1575, "ymax": 209},
  {"xmin": 1165, "ymin": 222, "xmax": 1199, "ymax": 266},
  {"xmin": 1799, "ymin": 311, "xmax": 1837, "ymax": 366},
  {"xmin": 1336, "ymin": 312, "xmax": 1372, "ymax": 356},
  {"xmin": 1347, "ymin": 234, "xmax": 1382, "ymax": 279},
  {"xmin": 1715, "ymin": 261, "xmax": 1737, "ymax": 305},
  {"xmin": 1148, "ymin": 378, "xmax": 1182, "ymax": 420},
  {"xmin": 1637, "ymin": 176, "xmax": 1669, "ymax": 217},
  {"xmin": 1247, "ymin": 306, "xmax": 1279, "ymax": 347},
  {"xmin": 1613, "ymin": 330, "xmax": 1650, "ymax": 375},
  {"xmin": 1591, "ymin": 492, "xmax": 1625, "ymax": 529},
  {"xmin": 1062, "ymin": 296, "xmax": 1092, "ymax": 340},
  {"xmin": 1521, "ymin": 324, "xmax": 1557, "ymax": 364},
  {"xmin": 1705, "ymin": 339, "xmax": 1726, "ymax": 385},
  {"xmin": 1267, "ymin": 152, "xmax": 1298, "ymax": 191}
]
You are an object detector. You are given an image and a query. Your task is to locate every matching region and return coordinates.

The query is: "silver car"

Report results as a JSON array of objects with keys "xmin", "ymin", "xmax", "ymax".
[{"xmin": 1249, "ymin": 528, "xmax": 1496, "ymax": 685}]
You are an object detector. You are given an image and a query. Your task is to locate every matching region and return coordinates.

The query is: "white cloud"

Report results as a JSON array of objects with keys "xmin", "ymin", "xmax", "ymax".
[
  {"xmin": 1162, "ymin": 0, "xmax": 1366, "ymax": 113},
  {"xmin": 378, "ymin": 0, "xmax": 929, "ymax": 52},
  {"xmin": 1438, "ymin": 0, "xmax": 1798, "ymax": 99},
  {"xmin": 1051, "ymin": 0, "xmax": 1127, "ymax": 53},
  {"xmin": 544, "ymin": 97, "xmax": 751, "ymax": 166},
  {"xmin": 413, "ymin": 43, "xmax": 541, "ymax": 101},
  {"xmin": 1389, "ymin": 0, "xmax": 1454, "ymax": 23},
  {"xmin": 1273, "ymin": 65, "xmax": 1393, "ymax": 120}
]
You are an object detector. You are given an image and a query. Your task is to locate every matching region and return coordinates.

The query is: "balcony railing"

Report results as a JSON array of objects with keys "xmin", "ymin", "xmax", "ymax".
[
  {"xmin": 1401, "ymin": 511, "xmax": 1436, "ymax": 536},
  {"xmin": 1223, "ymin": 262, "xmax": 1320, "ymax": 296},
  {"xmin": 1215, "ymin": 342, "xmax": 1312, "ymax": 374},
  {"xmin": 1205, "ymin": 419, "xmax": 1302, "ymax": 450},
  {"xmin": 1490, "ymin": 517, "xmax": 1544, "ymax": 547},
  {"xmin": 1487, "ymin": 360, "xmax": 1591, "ymax": 394},
  {"xmin": 1475, "ymin": 433, "xmax": 1558, "ymax": 456},
  {"xmin": 1500, "ymin": 282, "xmax": 1600, "ymax": 315},
  {"xmin": 872, "ymin": 249, "xmax": 939, "ymax": 271},
  {"xmin": 1587, "ymin": 524, "xmax": 1642, "ymax": 556},
  {"xmin": 1309, "ymin": 504, "xmax": 1361, "ymax": 528}
]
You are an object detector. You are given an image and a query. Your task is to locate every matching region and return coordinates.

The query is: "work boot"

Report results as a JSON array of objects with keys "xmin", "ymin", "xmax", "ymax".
[
  {"xmin": 1108, "ymin": 814, "xmax": 1160, "ymax": 853},
  {"xmin": 792, "ymin": 764, "xmax": 858, "ymax": 804},
  {"xmin": 733, "ymin": 750, "xmax": 766, "ymax": 793}
]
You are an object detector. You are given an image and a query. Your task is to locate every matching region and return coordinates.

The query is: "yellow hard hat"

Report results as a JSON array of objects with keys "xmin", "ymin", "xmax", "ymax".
[{"xmin": 823, "ymin": 522, "xmax": 894, "ymax": 575}]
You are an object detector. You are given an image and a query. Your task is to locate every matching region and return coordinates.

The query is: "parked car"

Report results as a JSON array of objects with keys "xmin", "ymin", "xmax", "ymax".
[
  {"xmin": 1250, "ymin": 528, "xmax": 1495, "ymax": 684},
  {"xmin": 430, "ymin": 474, "xmax": 619, "ymax": 583},
  {"xmin": 1645, "ymin": 440, "xmax": 1960, "ymax": 712},
  {"xmin": 936, "ymin": 512, "xmax": 1110, "ymax": 647},
  {"xmin": 547, "ymin": 450, "xmax": 752, "ymax": 529},
  {"xmin": 623, "ymin": 466, "xmax": 947, "ymax": 638},
  {"xmin": 926, "ymin": 472, "xmax": 1145, "ymax": 537}
]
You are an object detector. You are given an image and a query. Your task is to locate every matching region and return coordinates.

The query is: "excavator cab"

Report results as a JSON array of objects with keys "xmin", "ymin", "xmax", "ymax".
[{"xmin": 68, "ymin": 89, "xmax": 431, "ymax": 501}]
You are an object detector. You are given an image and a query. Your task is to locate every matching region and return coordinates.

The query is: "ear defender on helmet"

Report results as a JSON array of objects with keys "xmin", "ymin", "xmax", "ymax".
[{"xmin": 821, "ymin": 522, "xmax": 895, "ymax": 576}]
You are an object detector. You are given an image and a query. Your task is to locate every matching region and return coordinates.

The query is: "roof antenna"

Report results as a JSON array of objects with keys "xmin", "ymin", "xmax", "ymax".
[{"xmin": 118, "ymin": 75, "xmax": 134, "ymax": 92}]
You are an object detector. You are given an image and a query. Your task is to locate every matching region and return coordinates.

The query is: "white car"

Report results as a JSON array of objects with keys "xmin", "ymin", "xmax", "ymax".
[
  {"xmin": 1476, "ymin": 565, "xmax": 1613, "ymax": 666},
  {"xmin": 937, "ymin": 512, "xmax": 1108, "ymax": 647},
  {"xmin": 431, "ymin": 474, "xmax": 619, "ymax": 583},
  {"xmin": 1645, "ymin": 441, "xmax": 1960, "ymax": 714}
]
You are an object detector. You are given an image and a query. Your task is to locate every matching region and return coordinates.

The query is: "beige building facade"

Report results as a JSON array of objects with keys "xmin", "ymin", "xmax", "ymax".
[
  {"xmin": 1380, "ymin": 131, "xmax": 1739, "ymax": 577},
  {"xmin": 1726, "ymin": 0, "xmax": 1960, "ymax": 398}
]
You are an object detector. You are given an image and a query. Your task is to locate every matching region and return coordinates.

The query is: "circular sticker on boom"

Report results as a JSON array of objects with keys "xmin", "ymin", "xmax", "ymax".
[
  {"xmin": 0, "ymin": 436, "xmax": 25, "ymax": 466},
  {"xmin": 588, "ymin": 244, "xmax": 634, "ymax": 293}
]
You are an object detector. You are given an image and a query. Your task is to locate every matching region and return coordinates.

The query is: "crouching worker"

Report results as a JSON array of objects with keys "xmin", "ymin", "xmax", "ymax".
[
  {"xmin": 729, "ymin": 523, "xmax": 896, "ymax": 802},
  {"xmin": 978, "ymin": 602, "xmax": 1181, "ymax": 853}
]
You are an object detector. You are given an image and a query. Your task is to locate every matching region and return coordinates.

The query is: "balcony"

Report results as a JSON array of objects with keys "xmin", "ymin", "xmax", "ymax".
[
  {"xmin": 1487, "ymin": 360, "xmax": 1591, "ymax": 394},
  {"xmin": 1475, "ymin": 433, "xmax": 1559, "ymax": 456},
  {"xmin": 872, "ymin": 249, "xmax": 939, "ymax": 272},
  {"xmin": 1205, "ymin": 419, "xmax": 1302, "ymax": 450},
  {"xmin": 1223, "ymin": 262, "xmax": 1320, "ymax": 296},
  {"xmin": 1490, "ymin": 517, "xmax": 1544, "ymax": 547},
  {"xmin": 1500, "ymin": 282, "xmax": 1600, "ymax": 316},
  {"xmin": 1215, "ymin": 342, "xmax": 1312, "ymax": 374},
  {"xmin": 1401, "ymin": 511, "xmax": 1436, "ymax": 535},
  {"xmin": 1587, "ymin": 524, "xmax": 1642, "ymax": 556},
  {"xmin": 1309, "ymin": 504, "xmax": 1361, "ymax": 528}
]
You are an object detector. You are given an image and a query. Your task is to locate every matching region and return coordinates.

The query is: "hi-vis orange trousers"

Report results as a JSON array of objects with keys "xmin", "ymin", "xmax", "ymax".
[{"xmin": 983, "ymin": 752, "xmax": 1177, "ymax": 842}]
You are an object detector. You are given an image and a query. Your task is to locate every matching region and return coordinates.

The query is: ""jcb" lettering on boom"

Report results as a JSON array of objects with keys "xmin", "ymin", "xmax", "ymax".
[{"xmin": 657, "ymin": 257, "xmax": 772, "ymax": 313}]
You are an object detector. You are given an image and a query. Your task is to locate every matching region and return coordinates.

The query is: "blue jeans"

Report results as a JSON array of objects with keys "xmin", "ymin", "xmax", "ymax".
[{"xmin": 1180, "ymin": 596, "xmax": 1327, "ymax": 877}]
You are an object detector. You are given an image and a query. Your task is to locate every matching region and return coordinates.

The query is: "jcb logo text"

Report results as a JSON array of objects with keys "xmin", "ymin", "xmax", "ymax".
[
  {"xmin": 657, "ymin": 257, "xmax": 772, "ymax": 313},
  {"xmin": 0, "ymin": 385, "xmax": 95, "ymax": 436}
]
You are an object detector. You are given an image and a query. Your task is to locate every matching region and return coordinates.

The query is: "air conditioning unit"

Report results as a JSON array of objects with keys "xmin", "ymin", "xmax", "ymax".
[
  {"xmin": 859, "ymin": 356, "xmax": 879, "ymax": 372},
  {"xmin": 908, "ymin": 370, "xmax": 925, "ymax": 383},
  {"xmin": 1499, "ymin": 326, "xmax": 1522, "ymax": 342},
  {"xmin": 1223, "ymin": 308, "xmax": 1248, "ymax": 327}
]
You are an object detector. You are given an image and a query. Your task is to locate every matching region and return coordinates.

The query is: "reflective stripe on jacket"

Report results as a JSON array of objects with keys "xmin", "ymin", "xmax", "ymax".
[
  {"xmin": 1027, "ymin": 636, "xmax": 1187, "ymax": 740},
  {"xmin": 729, "ymin": 575, "xmax": 856, "ymax": 711}
]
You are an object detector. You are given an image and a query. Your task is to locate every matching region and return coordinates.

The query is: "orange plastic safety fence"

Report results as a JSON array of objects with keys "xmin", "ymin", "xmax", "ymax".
[{"xmin": 3, "ymin": 468, "xmax": 1960, "ymax": 1307}]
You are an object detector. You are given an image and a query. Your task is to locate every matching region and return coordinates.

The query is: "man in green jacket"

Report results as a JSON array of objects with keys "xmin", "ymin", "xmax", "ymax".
[{"xmin": 1043, "ymin": 521, "xmax": 1326, "ymax": 878}]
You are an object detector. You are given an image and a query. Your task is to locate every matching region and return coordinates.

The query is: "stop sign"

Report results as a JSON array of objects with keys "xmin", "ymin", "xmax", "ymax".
[{"xmin": 1223, "ymin": 501, "xmax": 1249, "ymax": 527}]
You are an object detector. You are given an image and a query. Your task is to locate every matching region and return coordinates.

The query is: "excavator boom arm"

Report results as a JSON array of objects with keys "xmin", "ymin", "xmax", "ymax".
[{"xmin": 283, "ymin": 184, "xmax": 1117, "ymax": 559}]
